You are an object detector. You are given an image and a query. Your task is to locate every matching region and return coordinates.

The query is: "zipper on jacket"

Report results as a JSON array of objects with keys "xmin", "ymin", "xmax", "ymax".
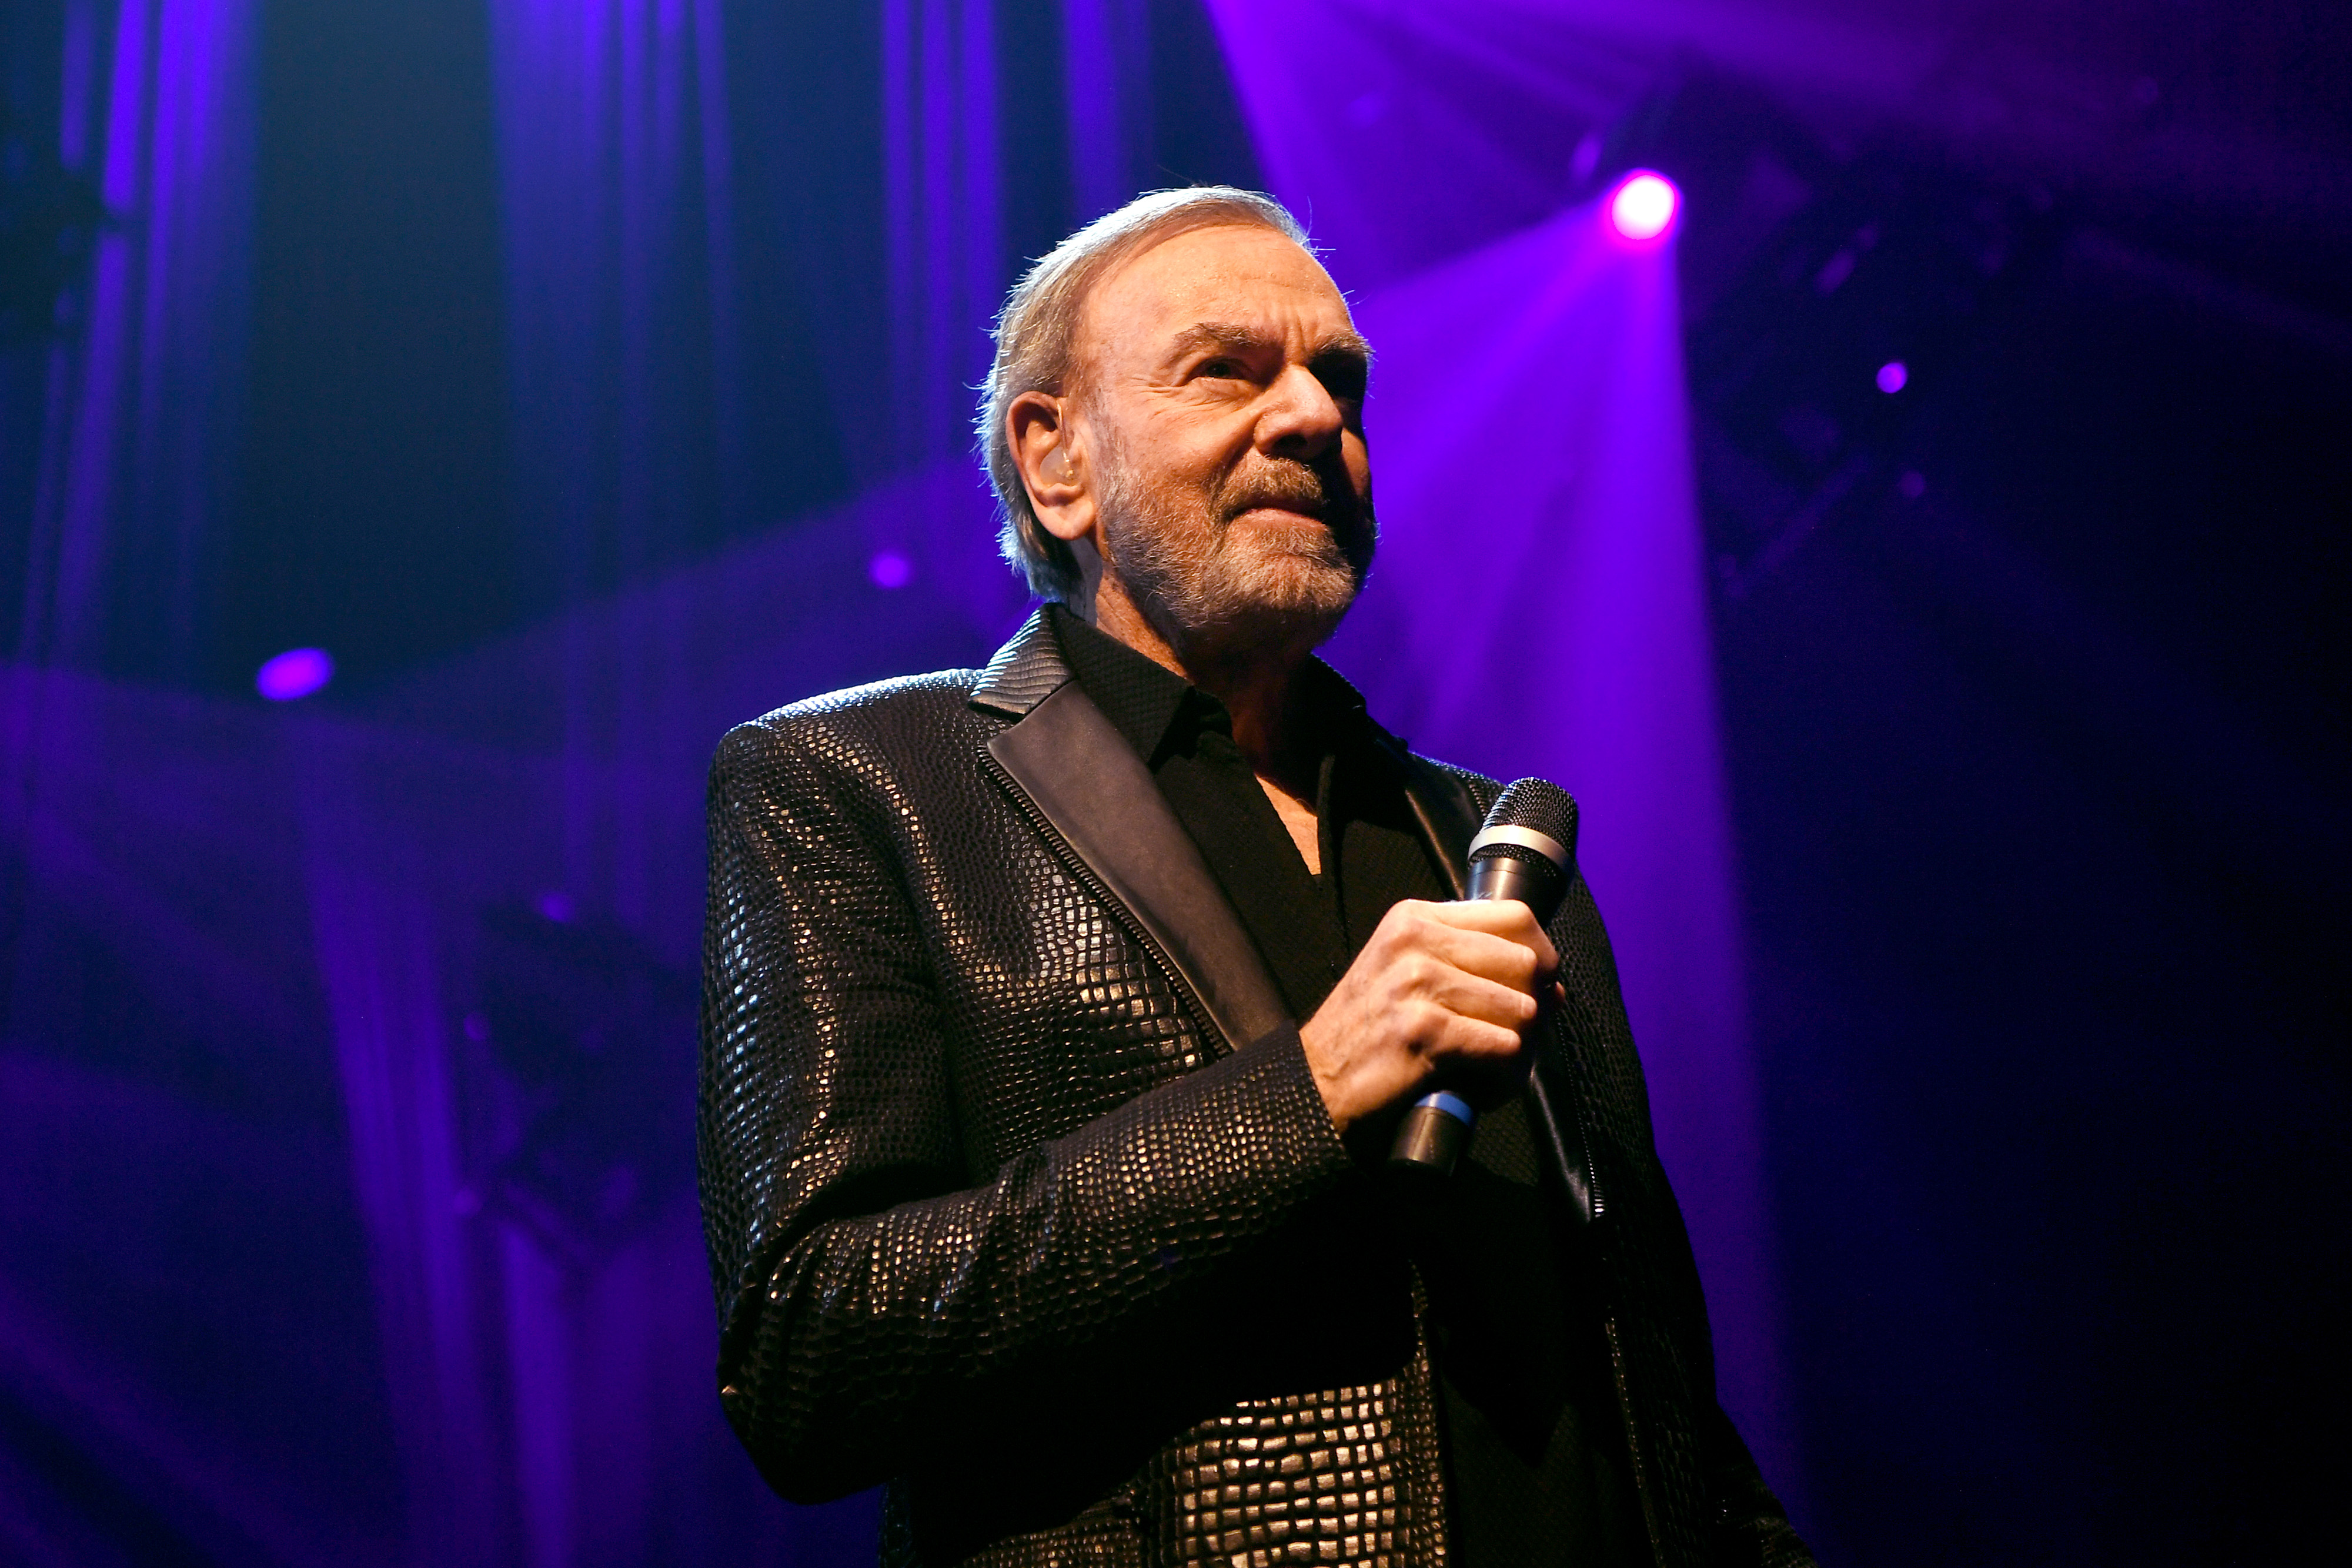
[
  {"xmin": 989, "ymin": 731, "xmax": 1647, "ymax": 1563},
  {"xmin": 1605, "ymin": 1314, "xmax": 1671, "ymax": 1568},
  {"xmin": 1546, "ymin": 957, "xmax": 1612, "ymax": 1226}
]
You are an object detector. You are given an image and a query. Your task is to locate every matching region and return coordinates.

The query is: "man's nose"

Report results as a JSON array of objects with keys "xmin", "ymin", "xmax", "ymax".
[{"xmin": 1257, "ymin": 363, "xmax": 1345, "ymax": 459}]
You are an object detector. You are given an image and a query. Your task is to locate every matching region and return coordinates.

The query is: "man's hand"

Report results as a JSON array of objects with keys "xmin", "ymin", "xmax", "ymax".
[{"xmin": 1298, "ymin": 899, "xmax": 1560, "ymax": 1135}]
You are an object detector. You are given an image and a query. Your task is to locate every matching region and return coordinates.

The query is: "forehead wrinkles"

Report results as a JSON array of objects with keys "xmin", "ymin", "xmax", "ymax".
[{"xmin": 1071, "ymin": 225, "xmax": 1347, "ymax": 386}]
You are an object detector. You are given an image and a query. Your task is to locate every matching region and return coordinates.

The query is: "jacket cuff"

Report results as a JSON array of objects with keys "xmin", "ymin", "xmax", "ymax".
[
  {"xmin": 1115, "ymin": 1019, "xmax": 1354, "ymax": 1238},
  {"xmin": 1238, "ymin": 1019, "xmax": 1350, "ymax": 1171}
]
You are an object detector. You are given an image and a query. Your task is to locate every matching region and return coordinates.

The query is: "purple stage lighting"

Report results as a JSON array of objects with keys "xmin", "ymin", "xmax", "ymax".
[
  {"xmin": 1606, "ymin": 171, "xmax": 1680, "ymax": 244},
  {"xmin": 868, "ymin": 549, "xmax": 914, "ymax": 589},
  {"xmin": 256, "ymin": 647, "xmax": 333, "ymax": 701},
  {"xmin": 1877, "ymin": 360, "xmax": 1910, "ymax": 393}
]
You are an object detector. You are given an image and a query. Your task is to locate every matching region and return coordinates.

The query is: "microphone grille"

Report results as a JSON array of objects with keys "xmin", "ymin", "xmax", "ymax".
[{"xmin": 1473, "ymin": 777, "xmax": 1579, "ymax": 867}]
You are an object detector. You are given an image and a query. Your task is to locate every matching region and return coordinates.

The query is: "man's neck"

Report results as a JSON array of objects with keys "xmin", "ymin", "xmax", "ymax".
[{"xmin": 1077, "ymin": 577, "xmax": 1321, "ymax": 801}]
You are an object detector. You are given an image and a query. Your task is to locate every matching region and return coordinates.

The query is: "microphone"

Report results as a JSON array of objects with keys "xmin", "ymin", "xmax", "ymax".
[{"xmin": 1388, "ymin": 777, "xmax": 1579, "ymax": 1175}]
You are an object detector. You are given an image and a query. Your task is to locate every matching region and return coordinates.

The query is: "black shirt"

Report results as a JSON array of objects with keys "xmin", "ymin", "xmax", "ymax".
[{"xmin": 1050, "ymin": 606, "xmax": 1647, "ymax": 1568}]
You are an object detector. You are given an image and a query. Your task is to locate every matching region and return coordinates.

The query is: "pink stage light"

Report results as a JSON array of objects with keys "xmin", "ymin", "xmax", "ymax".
[
  {"xmin": 256, "ymin": 647, "xmax": 333, "ymax": 701},
  {"xmin": 1877, "ymin": 360, "xmax": 1909, "ymax": 393},
  {"xmin": 868, "ymin": 549, "xmax": 913, "ymax": 589},
  {"xmin": 1606, "ymin": 171, "xmax": 1680, "ymax": 243}
]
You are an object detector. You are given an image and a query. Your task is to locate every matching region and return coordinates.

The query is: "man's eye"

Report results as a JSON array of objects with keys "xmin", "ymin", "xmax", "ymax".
[
  {"xmin": 1316, "ymin": 360, "xmax": 1369, "ymax": 404},
  {"xmin": 1197, "ymin": 358, "xmax": 1243, "ymax": 379}
]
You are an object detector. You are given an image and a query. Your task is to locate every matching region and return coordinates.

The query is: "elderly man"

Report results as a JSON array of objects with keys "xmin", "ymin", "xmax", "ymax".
[{"xmin": 698, "ymin": 187, "xmax": 1811, "ymax": 1568}]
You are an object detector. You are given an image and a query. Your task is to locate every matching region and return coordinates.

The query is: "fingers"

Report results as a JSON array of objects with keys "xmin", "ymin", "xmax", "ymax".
[
  {"xmin": 1436, "ymin": 899, "xmax": 1561, "ymax": 978},
  {"xmin": 1422, "ymin": 1007, "xmax": 1528, "ymax": 1067},
  {"xmin": 1409, "ymin": 999, "xmax": 1535, "ymax": 1111},
  {"xmin": 1302, "ymin": 898, "xmax": 1562, "ymax": 1133},
  {"xmin": 1410, "ymin": 959, "xmax": 1539, "ymax": 1033},
  {"xmin": 1378, "ymin": 899, "xmax": 1558, "ymax": 991}
]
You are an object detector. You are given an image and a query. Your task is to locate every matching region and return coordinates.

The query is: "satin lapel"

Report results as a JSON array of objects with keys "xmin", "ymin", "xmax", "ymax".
[
  {"xmin": 987, "ymin": 678, "xmax": 1292, "ymax": 1059},
  {"xmin": 1397, "ymin": 755, "xmax": 1480, "ymax": 900}
]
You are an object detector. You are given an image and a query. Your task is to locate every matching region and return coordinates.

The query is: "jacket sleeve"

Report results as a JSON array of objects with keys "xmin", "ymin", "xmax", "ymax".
[
  {"xmin": 696, "ymin": 714, "xmax": 1357, "ymax": 1503},
  {"xmin": 1638, "ymin": 1147, "xmax": 1816, "ymax": 1568},
  {"xmin": 1545, "ymin": 874, "xmax": 1818, "ymax": 1568}
]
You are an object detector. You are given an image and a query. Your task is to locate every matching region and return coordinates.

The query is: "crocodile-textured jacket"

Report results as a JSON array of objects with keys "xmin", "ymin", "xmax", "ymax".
[{"xmin": 698, "ymin": 609, "xmax": 1814, "ymax": 1568}]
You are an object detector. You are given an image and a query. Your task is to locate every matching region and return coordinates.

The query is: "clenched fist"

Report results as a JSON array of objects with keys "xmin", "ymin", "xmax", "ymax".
[{"xmin": 1298, "ymin": 898, "xmax": 1560, "ymax": 1134}]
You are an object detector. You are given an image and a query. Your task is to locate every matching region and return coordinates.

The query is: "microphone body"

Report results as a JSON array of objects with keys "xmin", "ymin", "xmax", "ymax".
[{"xmin": 1388, "ymin": 779, "xmax": 1579, "ymax": 1175}]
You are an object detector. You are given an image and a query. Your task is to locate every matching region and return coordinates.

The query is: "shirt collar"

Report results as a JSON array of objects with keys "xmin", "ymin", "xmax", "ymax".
[
  {"xmin": 1048, "ymin": 604, "xmax": 1202, "ymax": 764},
  {"xmin": 1047, "ymin": 603, "xmax": 1385, "ymax": 770}
]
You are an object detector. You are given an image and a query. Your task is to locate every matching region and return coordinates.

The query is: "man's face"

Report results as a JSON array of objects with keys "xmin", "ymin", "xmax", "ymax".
[{"xmin": 1072, "ymin": 224, "xmax": 1376, "ymax": 660}]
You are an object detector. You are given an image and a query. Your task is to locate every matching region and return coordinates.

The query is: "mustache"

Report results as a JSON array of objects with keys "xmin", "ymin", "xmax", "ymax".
[{"xmin": 1216, "ymin": 459, "xmax": 1364, "ymax": 527}]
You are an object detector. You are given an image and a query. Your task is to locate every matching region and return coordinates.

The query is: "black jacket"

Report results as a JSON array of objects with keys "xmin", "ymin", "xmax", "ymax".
[{"xmin": 697, "ymin": 609, "xmax": 1813, "ymax": 1567}]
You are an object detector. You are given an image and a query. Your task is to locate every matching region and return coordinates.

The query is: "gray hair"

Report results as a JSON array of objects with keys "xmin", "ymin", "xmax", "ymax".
[{"xmin": 976, "ymin": 186, "xmax": 1314, "ymax": 600}]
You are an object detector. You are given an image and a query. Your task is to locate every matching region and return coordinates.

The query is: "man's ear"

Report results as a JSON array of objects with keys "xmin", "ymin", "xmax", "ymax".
[{"xmin": 1008, "ymin": 391, "xmax": 1094, "ymax": 544}]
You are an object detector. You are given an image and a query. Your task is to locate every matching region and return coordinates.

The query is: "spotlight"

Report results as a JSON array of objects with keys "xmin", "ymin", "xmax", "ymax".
[
  {"xmin": 868, "ymin": 549, "xmax": 913, "ymax": 589},
  {"xmin": 1606, "ymin": 171, "xmax": 1679, "ymax": 243},
  {"xmin": 256, "ymin": 647, "xmax": 333, "ymax": 701},
  {"xmin": 1876, "ymin": 360, "xmax": 1909, "ymax": 394}
]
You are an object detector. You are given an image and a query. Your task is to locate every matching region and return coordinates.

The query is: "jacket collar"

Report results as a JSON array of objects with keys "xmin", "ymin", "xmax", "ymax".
[
  {"xmin": 970, "ymin": 607, "xmax": 1073, "ymax": 718},
  {"xmin": 975, "ymin": 609, "xmax": 1287, "ymax": 1055},
  {"xmin": 970, "ymin": 606, "xmax": 1486, "ymax": 1045}
]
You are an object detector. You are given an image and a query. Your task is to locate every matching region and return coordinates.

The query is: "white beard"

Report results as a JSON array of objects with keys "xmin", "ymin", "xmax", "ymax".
[{"xmin": 1091, "ymin": 429, "xmax": 1375, "ymax": 663}]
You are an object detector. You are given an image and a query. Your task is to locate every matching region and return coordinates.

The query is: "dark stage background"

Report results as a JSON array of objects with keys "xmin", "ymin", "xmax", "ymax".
[{"xmin": 2, "ymin": 2, "xmax": 2347, "ymax": 1564}]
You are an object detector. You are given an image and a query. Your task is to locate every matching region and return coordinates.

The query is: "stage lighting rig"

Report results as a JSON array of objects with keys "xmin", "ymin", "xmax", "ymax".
[
  {"xmin": 1682, "ymin": 158, "xmax": 2064, "ymax": 599},
  {"xmin": 1607, "ymin": 170, "xmax": 1681, "ymax": 244}
]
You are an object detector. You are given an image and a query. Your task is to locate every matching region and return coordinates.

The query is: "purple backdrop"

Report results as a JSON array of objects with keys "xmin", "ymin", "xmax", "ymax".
[
  {"xmin": 19, "ymin": 0, "xmax": 254, "ymax": 678},
  {"xmin": 1208, "ymin": 0, "xmax": 1796, "ymax": 1511},
  {"xmin": 0, "ymin": 0, "xmax": 1788, "ymax": 1556},
  {"xmin": 15, "ymin": 1, "xmax": 2341, "ymax": 1563},
  {"xmin": 1334, "ymin": 205, "xmax": 1795, "ymax": 1510},
  {"xmin": 1, "ymin": 1, "xmax": 1783, "ymax": 1557}
]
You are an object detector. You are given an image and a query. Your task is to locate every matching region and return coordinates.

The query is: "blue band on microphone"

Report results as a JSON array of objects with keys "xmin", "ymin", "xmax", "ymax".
[{"xmin": 1411, "ymin": 1090, "xmax": 1476, "ymax": 1125}]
